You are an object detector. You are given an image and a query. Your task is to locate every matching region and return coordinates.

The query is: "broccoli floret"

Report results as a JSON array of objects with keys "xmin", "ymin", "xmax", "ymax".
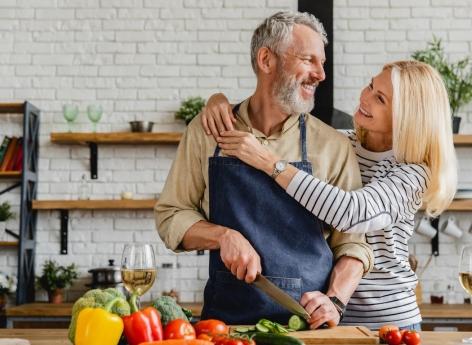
[
  {"xmin": 152, "ymin": 296, "xmax": 189, "ymax": 326},
  {"xmin": 103, "ymin": 287, "xmax": 126, "ymax": 300},
  {"xmin": 68, "ymin": 288, "xmax": 130, "ymax": 344}
]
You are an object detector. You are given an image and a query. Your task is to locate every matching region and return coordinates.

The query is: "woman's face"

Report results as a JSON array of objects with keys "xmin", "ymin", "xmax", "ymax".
[{"xmin": 354, "ymin": 69, "xmax": 393, "ymax": 136}]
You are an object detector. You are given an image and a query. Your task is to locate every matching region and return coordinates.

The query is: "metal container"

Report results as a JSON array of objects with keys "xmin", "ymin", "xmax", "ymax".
[
  {"xmin": 88, "ymin": 259, "xmax": 123, "ymax": 290},
  {"xmin": 129, "ymin": 121, "xmax": 154, "ymax": 132}
]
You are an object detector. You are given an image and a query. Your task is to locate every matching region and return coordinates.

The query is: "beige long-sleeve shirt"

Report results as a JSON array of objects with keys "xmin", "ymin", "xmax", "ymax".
[{"xmin": 155, "ymin": 98, "xmax": 374, "ymax": 273}]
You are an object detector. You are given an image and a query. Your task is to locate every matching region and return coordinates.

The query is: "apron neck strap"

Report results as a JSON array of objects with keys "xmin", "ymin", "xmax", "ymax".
[
  {"xmin": 213, "ymin": 103, "xmax": 242, "ymax": 157},
  {"xmin": 213, "ymin": 106, "xmax": 308, "ymax": 162},
  {"xmin": 299, "ymin": 114, "xmax": 308, "ymax": 162}
]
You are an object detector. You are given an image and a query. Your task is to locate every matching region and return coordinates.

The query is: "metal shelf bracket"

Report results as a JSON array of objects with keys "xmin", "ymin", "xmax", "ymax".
[
  {"xmin": 431, "ymin": 217, "xmax": 439, "ymax": 256},
  {"xmin": 60, "ymin": 210, "xmax": 69, "ymax": 255},
  {"xmin": 89, "ymin": 142, "xmax": 98, "ymax": 179}
]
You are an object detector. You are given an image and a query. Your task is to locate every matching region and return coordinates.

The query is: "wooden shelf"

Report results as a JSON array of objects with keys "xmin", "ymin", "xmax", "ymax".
[
  {"xmin": 50, "ymin": 132, "xmax": 182, "ymax": 145},
  {"xmin": 0, "ymin": 171, "xmax": 21, "ymax": 178},
  {"xmin": 0, "ymin": 102, "xmax": 24, "ymax": 114},
  {"xmin": 420, "ymin": 199, "xmax": 472, "ymax": 212},
  {"xmin": 0, "ymin": 241, "xmax": 18, "ymax": 247},
  {"xmin": 454, "ymin": 134, "xmax": 472, "ymax": 146},
  {"xmin": 32, "ymin": 199, "xmax": 157, "ymax": 210}
]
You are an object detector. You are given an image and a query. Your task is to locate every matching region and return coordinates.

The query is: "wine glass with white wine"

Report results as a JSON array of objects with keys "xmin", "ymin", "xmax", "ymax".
[
  {"xmin": 459, "ymin": 245, "xmax": 472, "ymax": 343},
  {"xmin": 121, "ymin": 244, "xmax": 157, "ymax": 310}
]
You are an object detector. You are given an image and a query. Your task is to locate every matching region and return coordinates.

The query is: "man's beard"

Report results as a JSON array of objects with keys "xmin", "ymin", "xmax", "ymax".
[{"xmin": 273, "ymin": 67, "xmax": 317, "ymax": 115}]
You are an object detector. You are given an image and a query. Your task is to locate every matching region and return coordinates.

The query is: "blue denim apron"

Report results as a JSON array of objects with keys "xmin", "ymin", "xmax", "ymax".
[{"xmin": 202, "ymin": 105, "xmax": 334, "ymax": 324}]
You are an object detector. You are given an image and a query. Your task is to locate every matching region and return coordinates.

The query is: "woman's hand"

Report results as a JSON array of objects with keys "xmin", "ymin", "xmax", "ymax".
[
  {"xmin": 217, "ymin": 130, "xmax": 279, "ymax": 175},
  {"xmin": 201, "ymin": 93, "xmax": 236, "ymax": 139}
]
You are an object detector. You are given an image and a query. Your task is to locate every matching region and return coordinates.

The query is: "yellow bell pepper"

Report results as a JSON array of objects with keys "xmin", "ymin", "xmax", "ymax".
[{"xmin": 75, "ymin": 297, "xmax": 125, "ymax": 345}]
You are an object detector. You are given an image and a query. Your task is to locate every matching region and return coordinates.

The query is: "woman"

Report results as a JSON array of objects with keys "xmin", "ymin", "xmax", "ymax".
[{"xmin": 200, "ymin": 60, "xmax": 457, "ymax": 330}]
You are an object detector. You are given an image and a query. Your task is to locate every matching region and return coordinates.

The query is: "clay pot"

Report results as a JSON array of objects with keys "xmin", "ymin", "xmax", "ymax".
[{"xmin": 48, "ymin": 289, "xmax": 64, "ymax": 304}]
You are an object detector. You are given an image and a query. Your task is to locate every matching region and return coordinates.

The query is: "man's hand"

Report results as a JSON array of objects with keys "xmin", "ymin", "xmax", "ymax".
[
  {"xmin": 218, "ymin": 228, "xmax": 262, "ymax": 283},
  {"xmin": 301, "ymin": 291, "xmax": 340, "ymax": 329}
]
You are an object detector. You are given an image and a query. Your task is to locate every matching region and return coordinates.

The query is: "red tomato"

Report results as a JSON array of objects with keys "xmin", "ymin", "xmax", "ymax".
[
  {"xmin": 403, "ymin": 330, "xmax": 421, "ymax": 345},
  {"xmin": 194, "ymin": 319, "xmax": 229, "ymax": 336},
  {"xmin": 225, "ymin": 339, "xmax": 244, "ymax": 345},
  {"xmin": 385, "ymin": 330, "xmax": 403, "ymax": 345},
  {"xmin": 242, "ymin": 340, "xmax": 256, "ymax": 345},
  {"xmin": 379, "ymin": 325, "xmax": 400, "ymax": 341},
  {"xmin": 164, "ymin": 319, "xmax": 196, "ymax": 340},
  {"xmin": 197, "ymin": 334, "xmax": 213, "ymax": 341}
]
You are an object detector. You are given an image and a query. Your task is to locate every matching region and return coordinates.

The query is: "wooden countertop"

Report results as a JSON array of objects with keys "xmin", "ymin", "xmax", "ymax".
[
  {"xmin": 7, "ymin": 303, "xmax": 471, "ymax": 319},
  {"xmin": 6, "ymin": 302, "xmax": 203, "ymax": 318},
  {"xmin": 0, "ymin": 329, "xmax": 471, "ymax": 345},
  {"xmin": 419, "ymin": 303, "xmax": 472, "ymax": 318}
]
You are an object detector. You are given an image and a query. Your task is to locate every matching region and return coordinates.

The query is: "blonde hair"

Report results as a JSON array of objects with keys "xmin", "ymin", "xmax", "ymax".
[{"xmin": 380, "ymin": 60, "xmax": 457, "ymax": 217}]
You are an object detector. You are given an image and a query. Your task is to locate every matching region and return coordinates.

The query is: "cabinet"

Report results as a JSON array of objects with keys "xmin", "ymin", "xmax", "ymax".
[{"xmin": 0, "ymin": 102, "xmax": 40, "ymax": 305}]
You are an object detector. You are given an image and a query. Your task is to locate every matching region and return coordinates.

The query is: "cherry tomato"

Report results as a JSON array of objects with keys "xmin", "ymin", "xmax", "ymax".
[
  {"xmin": 242, "ymin": 339, "xmax": 256, "ymax": 345},
  {"xmin": 194, "ymin": 319, "xmax": 229, "ymax": 336},
  {"xmin": 379, "ymin": 325, "xmax": 400, "ymax": 341},
  {"xmin": 225, "ymin": 339, "xmax": 245, "ymax": 345},
  {"xmin": 197, "ymin": 333, "xmax": 213, "ymax": 341},
  {"xmin": 163, "ymin": 319, "xmax": 196, "ymax": 340},
  {"xmin": 403, "ymin": 330, "xmax": 421, "ymax": 345},
  {"xmin": 385, "ymin": 330, "xmax": 403, "ymax": 345}
]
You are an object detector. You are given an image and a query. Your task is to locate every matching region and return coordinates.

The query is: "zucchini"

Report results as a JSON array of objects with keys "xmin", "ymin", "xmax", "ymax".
[{"xmin": 253, "ymin": 332, "xmax": 305, "ymax": 345}]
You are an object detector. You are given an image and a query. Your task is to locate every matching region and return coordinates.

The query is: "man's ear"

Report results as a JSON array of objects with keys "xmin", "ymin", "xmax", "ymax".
[{"xmin": 256, "ymin": 47, "xmax": 277, "ymax": 74}]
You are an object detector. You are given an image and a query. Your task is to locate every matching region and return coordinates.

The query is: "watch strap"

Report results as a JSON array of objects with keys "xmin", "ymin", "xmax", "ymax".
[{"xmin": 329, "ymin": 296, "xmax": 346, "ymax": 321}]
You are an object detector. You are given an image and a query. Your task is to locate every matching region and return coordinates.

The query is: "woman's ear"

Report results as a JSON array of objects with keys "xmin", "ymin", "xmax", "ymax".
[{"xmin": 256, "ymin": 47, "xmax": 277, "ymax": 74}]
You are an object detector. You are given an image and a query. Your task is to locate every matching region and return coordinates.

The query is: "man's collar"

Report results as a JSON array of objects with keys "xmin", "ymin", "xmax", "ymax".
[{"xmin": 235, "ymin": 98, "xmax": 300, "ymax": 139}]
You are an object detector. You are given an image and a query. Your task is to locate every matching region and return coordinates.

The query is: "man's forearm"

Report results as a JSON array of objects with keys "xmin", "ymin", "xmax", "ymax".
[
  {"xmin": 326, "ymin": 256, "xmax": 364, "ymax": 305},
  {"xmin": 181, "ymin": 220, "xmax": 229, "ymax": 250}
]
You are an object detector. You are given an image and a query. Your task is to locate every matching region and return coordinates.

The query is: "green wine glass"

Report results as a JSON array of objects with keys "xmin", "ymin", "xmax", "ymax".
[
  {"xmin": 87, "ymin": 104, "xmax": 103, "ymax": 133},
  {"xmin": 63, "ymin": 104, "xmax": 79, "ymax": 132}
]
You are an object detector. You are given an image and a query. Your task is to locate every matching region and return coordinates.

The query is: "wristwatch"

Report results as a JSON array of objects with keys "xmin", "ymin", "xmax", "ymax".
[
  {"xmin": 270, "ymin": 160, "xmax": 288, "ymax": 179},
  {"xmin": 329, "ymin": 296, "xmax": 346, "ymax": 321}
]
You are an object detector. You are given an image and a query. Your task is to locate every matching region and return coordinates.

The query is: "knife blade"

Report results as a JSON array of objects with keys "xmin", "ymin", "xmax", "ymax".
[{"xmin": 253, "ymin": 274, "xmax": 311, "ymax": 321}]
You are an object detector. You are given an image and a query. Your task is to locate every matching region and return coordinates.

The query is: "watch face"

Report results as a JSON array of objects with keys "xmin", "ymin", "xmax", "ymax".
[{"xmin": 275, "ymin": 160, "xmax": 286, "ymax": 171}]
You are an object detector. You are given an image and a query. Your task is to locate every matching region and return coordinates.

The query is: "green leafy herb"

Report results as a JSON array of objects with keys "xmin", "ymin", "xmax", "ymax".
[
  {"xmin": 0, "ymin": 201, "xmax": 14, "ymax": 222},
  {"xmin": 175, "ymin": 96, "xmax": 206, "ymax": 125},
  {"xmin": 412, "ymin": 36, "xmax": 472, "ymax": 117}
]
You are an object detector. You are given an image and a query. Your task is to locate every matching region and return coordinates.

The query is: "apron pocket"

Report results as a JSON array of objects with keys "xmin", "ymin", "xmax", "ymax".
[{"xmin": 209, "ymin": 271, "xmax": 302, "ymax": 324}]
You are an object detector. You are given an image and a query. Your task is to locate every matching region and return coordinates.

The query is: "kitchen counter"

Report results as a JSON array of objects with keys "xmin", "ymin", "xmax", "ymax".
[
  {"xmin": 5, "ymin": 302, "xmax": 471, "ymax": 330},
  {"xmin": 5, "ymin": 302, "xmax": 202, "ymax": 328},
  {"xmin": 419, "ymin": 303, "xmax": 472, "ymax": 331},
  {"xmin": 0, "ymin": 329, "xmax": 471, "ymax": 345}
]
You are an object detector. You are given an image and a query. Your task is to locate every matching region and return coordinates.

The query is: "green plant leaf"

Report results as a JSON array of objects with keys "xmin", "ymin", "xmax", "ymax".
[{"xmin": 412, "ymin": 37, "xmax": 472, "ymax": 117}]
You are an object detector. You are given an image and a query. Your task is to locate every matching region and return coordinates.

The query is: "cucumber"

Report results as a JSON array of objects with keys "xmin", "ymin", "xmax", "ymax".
[
  {"xmin": 255, "ymin": 323, "xmax": 270, "ymax": 333},
  {"xmin": 288, "ymin": 315, "xmax": 308, "ymax": 331},
  {"xmin": 253, "ymin": 332, "xmax": 305, "ymax": 345},
  {"xmin": 234, "ymin": 326, "xmax": 252, "ymax": 333}
]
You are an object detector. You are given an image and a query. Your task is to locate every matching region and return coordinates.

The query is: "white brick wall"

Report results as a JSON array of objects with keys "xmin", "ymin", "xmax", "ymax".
[{"xmin": 1, "ymin": 0, "xmax": 471, "ymax": 306}]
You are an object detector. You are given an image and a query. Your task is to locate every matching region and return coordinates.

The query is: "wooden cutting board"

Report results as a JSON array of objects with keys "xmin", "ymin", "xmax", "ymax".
[{"xmin": 289, "ymin": 326, "xmax": 379, "ymax": 344}]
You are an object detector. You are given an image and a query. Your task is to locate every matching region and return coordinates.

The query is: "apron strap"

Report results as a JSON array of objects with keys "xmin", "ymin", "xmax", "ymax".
[
  {"xmin": 213, "ymin": 103, "xmax": 242, "ymax": 157},
  {"xmin": 299, "ymin": 114, "xmax": 308, "ymax": 162}
]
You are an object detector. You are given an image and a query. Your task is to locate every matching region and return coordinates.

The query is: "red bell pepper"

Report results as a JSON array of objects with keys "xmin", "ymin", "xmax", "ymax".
[{"xmin": 123, "ymin": 293, "xmax": 164, "ymax": 345}]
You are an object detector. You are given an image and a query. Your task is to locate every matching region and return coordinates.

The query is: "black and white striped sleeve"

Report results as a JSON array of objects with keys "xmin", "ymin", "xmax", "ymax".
[{"xmin": 285, "ymin": 163, "xmax": 431, "ymax": 233}]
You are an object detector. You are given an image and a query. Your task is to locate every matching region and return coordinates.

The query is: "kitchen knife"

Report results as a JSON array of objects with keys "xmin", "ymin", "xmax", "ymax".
[{"xmin": 253, "ymin": 274, "xmax": 311, "ymax": 321}]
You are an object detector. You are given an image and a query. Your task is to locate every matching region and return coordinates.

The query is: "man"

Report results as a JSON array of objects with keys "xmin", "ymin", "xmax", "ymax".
[{"xmin": 155, "ymin": 11, "xmax": 373, "ymax": 327}]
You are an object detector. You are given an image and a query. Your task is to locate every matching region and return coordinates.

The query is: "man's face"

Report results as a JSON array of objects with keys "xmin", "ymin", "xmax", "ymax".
[{"xmin": 273, "ymin": 24, "xmax": 326, "ymax": 115}]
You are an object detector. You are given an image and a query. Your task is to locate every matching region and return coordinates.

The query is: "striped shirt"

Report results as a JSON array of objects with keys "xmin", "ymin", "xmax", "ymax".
[{"xmin": 286, "ymin": 130, "xmax": 431, "ymax": 329}]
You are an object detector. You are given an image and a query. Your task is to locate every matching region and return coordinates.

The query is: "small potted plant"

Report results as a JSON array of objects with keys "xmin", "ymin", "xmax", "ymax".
[
  {"xmin": 0, "ymin": 272, "xmax": 17, "ymax": 310},
  {"xmin": 412, "ymin": 37, "xmax": 472, "ymax": 133},
  {"xmin": 0, "ymin": 201, "xmax": 14, "ymax": 240},
  {"xmin": 175, "ymin": 96, "xmax": 206, "ymax": 125},
  {"xmin": 36, "ymin": 260, "xmax": 78, "ymax": 304}
]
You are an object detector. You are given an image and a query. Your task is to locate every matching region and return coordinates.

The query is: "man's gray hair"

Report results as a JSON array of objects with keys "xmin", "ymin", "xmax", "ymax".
[{"xmin": 250, "ymin": 11, "xmax": 328, "ymax": 73}]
